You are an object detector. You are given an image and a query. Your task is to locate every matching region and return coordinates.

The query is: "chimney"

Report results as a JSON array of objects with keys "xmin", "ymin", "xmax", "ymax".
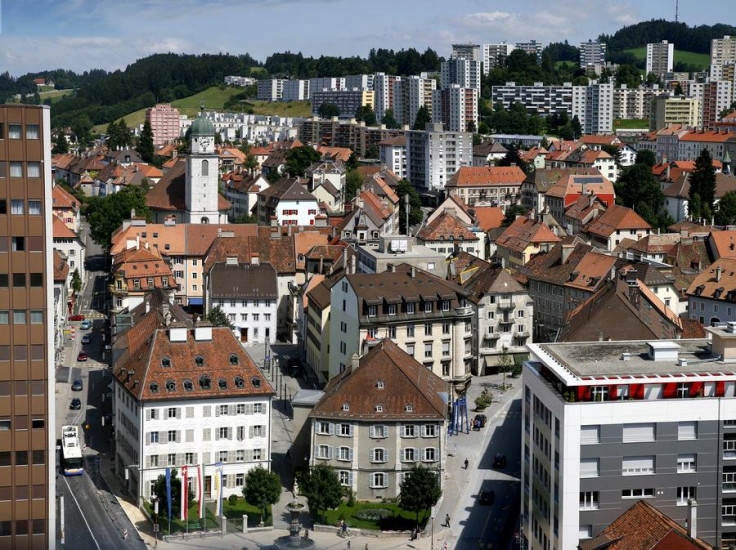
[
  {"xmin": 131, "ymin": 208, "xmax": 136, "ymax": 219},
  {"xmin": 561, "ymin": 243, "xmax": 574, "ymax": 264},
  {"xmin": 351, "ymin": 353, "xmax": 360, "ymax": 371},
  {"xmin": 687, "ymin": 499, "xmax": 698, "ymax": 539},
  {"xmin": 410, "ymin": 266, "xmax": 416, "ymax": 277},
  {"xmin": 319, "ymin": 255, "xmax": 324, "ymax": 273},
  {"xmin": 665, "ymin": 163, "xmax": 671, "ymax": 180},
  {"xmin": 717, "ymin": 265, "xmax": 723, "ymax": 282},
  {"xmin": 350, "ymin": 253, "xmax": 356, "ymax": 274},
  {"xmin": 145, "ymin": 299, "xmax": 150, "ymax": 314}
]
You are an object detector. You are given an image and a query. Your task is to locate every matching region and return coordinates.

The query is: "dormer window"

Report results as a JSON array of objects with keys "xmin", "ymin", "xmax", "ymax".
[
  {"xmin": 166, "ymin": 379, "xmax": 176, "ymax": 392},
  {"xmin": 218, "ymin": 378, "xmax": 227, "ymax": 390},
  {"xmin": 376, "ymin": 381, "xmax": 384, "ymax": 389},
  {"xmin": 375, "ymin": 404, "xmax": 383, "ymax": 413},
  {"xmin": 195, "ymin": 355, "xmax": 205, "ymax": 367},
  {"xmin": 150, "ymin": 382, "xmax": 159, "ymax": 393},
  {"xmin": 183, "ymin": 379, "xmax": 193, "ymax": 392},
  {"xmin": 199, "ymin": 375, "xmax": 211, "ymax": 390},
  {"xmin": 229, "ymin": 354, "xmax": 239, "ymax": 365},
  {"xmin": 342, "ymin": 402, "xmax": 350, "ymax": 411},
  {"xmin": 406, "ymin": 302, "xmax": 415, "ymax": 314},
  {"xmin": 405, "ymin": 404, "xmax": 413, "ymax": 412},
  {"xmin": 424, "ymin": 301, "xmax": 433, "ymax": 313},
  {"xmin": 161, "ymin": 357, "xmax": 171, "ymax": 368},
  {"xmin": 251, "ymin": 377, "xmax": 261, "ymax": 388},
  {"xmin": 235, "ymin": 376, "xmax": 244, "ymax": 388}
]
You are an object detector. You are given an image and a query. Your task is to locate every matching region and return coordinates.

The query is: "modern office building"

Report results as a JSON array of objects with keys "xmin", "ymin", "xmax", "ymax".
[
  {"xmin": 646, "ymin": 41, "xmax": 675, "ymax": 78},
  {"xmin": 432, "ymin": 85, "xmax": 478, "ymax": 132},
  {"xmin": 441, "ymin": 59, "xmax": 482, "ymax": 91},
  {"xmin": 579, "ymin": 41, "xmax": 606, "ymax": 69},
  {"xmin": 522, "ymin": 329, "xmax": 736, "ymax": 549},
  {"xmin": 0, "ymin": 104, "xmax": 55, "ymax": 547},
  {"xmin": 405, "ymin": 122, "xmax": 472, "ymax": 193},
  {"xmin": 145, "ymin": 104, "xmax": 181, "ymax": 146}
]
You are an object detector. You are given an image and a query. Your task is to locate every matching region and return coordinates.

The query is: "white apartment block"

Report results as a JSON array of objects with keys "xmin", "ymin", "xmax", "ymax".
[
  {"xmin": 374, "ymin": 73, "xmax": 402, "ymax": 122},
  {"xmin": 393, "ymin": 75, "xmax": 436, "ymax": 127},
  {"xmin": 432, "ymin": 85, "xmax": 478, "ymax": 133},
  {"xmin": 345, "ymin": 74, "xmax": 374, "ymax": 91},
  {"xmin": 309, "ymin": 77, "xmax": 345, "ymax": 93},
  {"xmin": 378, "ymin": 137, "xmax": 406, "ymax": 180},
  {"xmin": 405, "ymin": 122, "xmax": 472, "ymax": 193},
  {"xmin": 491, "ymin": 82, "xmax": 574, "ymax": 118},
  {"xmin": 451, "ymin": 44, "xmax": 481, "ymax": 62},
  {"xmin": 282, "ymin": 80, "xmax": 310, "ymax": 101},
  {"xmin": 515, "ymin": 40, "xmax": 543, "ymax": 62},
  {"xmin": 612, "ymin": 85, "xmax": 663, "ymax": 121},
  {"xmin": 571, "ymin": 82, "xmax": 614, "ymax": 135},
  {"xmin": 189, "ymin": 111, "xmax": 300, "ymax": 145},
  {"xmin": 441, "ymin": 59, "xmax": 482, "ymax": 91},
  {"xmin": 482, "ymin": 43, "xmax": 514, "ymax": 74},
  {"xmin": 711, "ymin": 36, "xmax": 736, "ymax": 81},
  {"xmin": 646, "ymin": 41, "xmax": 674, "ymax": 78},
  {"xmin": 579, "ymin": 41, "xmax": 606, "ymax": 69},
  {"xmin": 225, "ymin": 75, "xmax": 256, "ymax": 87},
  {"xmin": 256, "ymin": 79, "xmax": 285, "ymax": 102}
]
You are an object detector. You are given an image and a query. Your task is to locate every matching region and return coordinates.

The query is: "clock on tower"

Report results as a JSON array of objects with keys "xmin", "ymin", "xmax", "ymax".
[{"xmin": 185, "ymin": 107, "xmax": 220, "ymax": 223}]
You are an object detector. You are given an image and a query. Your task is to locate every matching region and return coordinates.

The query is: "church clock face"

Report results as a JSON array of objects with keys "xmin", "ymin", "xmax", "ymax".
[{"xmin": 198, "ymin": 137, "xmax": 213, "ymax": 150}]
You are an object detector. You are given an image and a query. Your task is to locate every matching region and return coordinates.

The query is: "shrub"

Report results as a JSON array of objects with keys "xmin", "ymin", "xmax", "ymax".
[
  {"xmin": 228, "ymin": 494, "xmax": 238, "ymax": 506},
  {"xmin": 354, "ymin": 508, "xmax": 393, "ymax": 521},
  {"xmin": 475, "ymin": 389, "xmax": 493, "ymax": 409}
]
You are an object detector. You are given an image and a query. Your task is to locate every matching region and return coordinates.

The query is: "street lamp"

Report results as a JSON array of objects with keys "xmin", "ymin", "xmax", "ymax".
[{"xmin": 151, "ymin": 496, "xmax": 159, "ymax": 547}]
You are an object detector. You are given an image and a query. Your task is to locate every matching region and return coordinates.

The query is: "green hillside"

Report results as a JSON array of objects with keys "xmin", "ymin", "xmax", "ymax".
[
  {"xmin": 623, "ymin": 47, "xmax": 710, "ymax": 71},
  {"xmin": 92, "ymin": 86, "xmax": 311, "ymax": 134}
]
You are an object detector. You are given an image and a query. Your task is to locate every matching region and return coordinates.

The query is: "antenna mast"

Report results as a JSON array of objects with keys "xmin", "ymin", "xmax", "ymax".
[{"xmin": 675, "ymin": 0, "xmax": 679, "ymax": 22}]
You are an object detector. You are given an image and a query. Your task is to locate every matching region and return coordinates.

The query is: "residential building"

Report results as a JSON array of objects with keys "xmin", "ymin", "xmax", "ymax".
[
  {"xmin": 482, "ymin": 43, "xmax": 514, "ymax": 73},
  {"xmin": 327, "ymin": 265, "xmax": 474, "ymax": 394},
  {"xmin": 710, "ymin": 35, "xmax": 736, "ymax": 80},
  {"xmin": 441, "ymin": 59, "xmax": 482, "ymax": 91},
  {"xmin": 311, "ymin": 90, "xmax": 375, "ymax": 120},
  {"xmin": 309, "ymin": 339, "xmax": 447, "ymax": 500},
  {"xmin": 52, "ymin": 215, "xmax": 85, "ymax": 286},
  {"xmin": 520, "ymin": 168, "xmax": 601, "ymax": 214},
  {"xmin": 224, "ymin": 75, "xmax": 256, "ymax": 87},
  {"xmin": 650, "ymin": 97, "xmax": 700, "ymax": 130},
  {"xmin": 282, "ymin": 80, "xmax": 310, "ymax": 102},
  {"xmin": 52, "ymin": 251, "xmax": 70, "ymax": 364},
  {"xmin": 646, "ymin": 41, "xmax": 675, "ymax": 78},
  {"xmin": 491, "ymin": 82, "xmax": 574, "ymax": 118},
  {"xmin": 256, "ymin": 177, "xmax": 322, "ymax": 227},
  {"xmin": 543, "ymin": 173, "xmax": 615, "ymax": 223},
  {"xmin": 378, "ymin": 136, "xmax": 406, "ymax": 179},
  {"xmin": 472, "ymin": 141, "xmax": 508, "ymax": 167},
  {"xmin": 416, "ymin": 210, "xmax": 486, "ymax": 260},
  {"xmin": 521, "ymin": 240, "xmax": 618, "ymax": 341},
  {"xmin": 562, "ymin": 194, "xmax": 608, "ymax": 238},
  {"xmin": 687, "ymin": 258, "xmax": 736, "ymax": 325},
  {"xmin": 145, "ymin": 104, "xmax": 181, "ymax": 147},
  {"xmin": 334, "ymin": 190, "xmax": 397, "ymax": 246},
  {"xmin": 692, "ymin": 81, "xmax": 734, "ymax": 130},
  {"xmin": 373, "ymin": 73, "xmax": 401, "ymax": 122},
  {"xmin": 113, "ymin": 315, "xmax": 275, "ymax": 504},
  {"xmin": 223, "ymin": 171, "xmax": 270, "ymax": 221},
  {"xmin": 51, "ymin": 183, "xmax": 81, "ymax": 233},
  {"xmin": 393, "ymin": 76, "xmax": 436, "ymax": 128},
  {"xmin": 547, "ymin": 147, "xmax": 618, "ymax": 183},
  {"xmin": 432, "ymin": 85, "xmax": 478, "ymax": 133},
  {"xmin": 256, "ymin": 79, "xmax": 285, "ymax": 101},
  {"xmin": 612, "ymin": 85, "xmax": 663, "ymax": 121},
  {"xmin": 205, "ymin": 262, "xmax": 277, "ymax": 345},
  {"xmin": 496, "ymin": 216, "xmax": 562, "ymax": 269},
  {"xmin": 405, "ymin": 123, "xmax": 472, "ymax": 193},
  {"xmin": 584, "ymin": 204, "xmax": 651, "ymax": 252},
  {"xmin": 445, "ymin": 166, "xmax": 526, "ymax": 210},
  {"xmin": 515, "ymin": 40, "xmax": 543, "ymax": 62},
  {"xmin": 355, "ymin": 236, "xmax": 446, "ymax": 275},
  {"xmin": 0, "ymin": 104, "xmax": 55, "ymax": 547},
  {"xmin": 309, "ymin": 77, "xmax": 345, "ymax": 93},
  {"xmin": 678, "ymin": 131, "xmax": 736, "ymax": 164},
  {"xmin": 109, "ymin": 244, "xmax": 177, "ymax": 314},
  {"xmin": 571, "ymin": 82, "xmax": 614, "ymax": 135},
  {"xmin": 451, "ymin": 44, "xmax": 481, "ymax": 62},
  {"xmin": 344, "ymin": 74, "xmax": 374, "ymax": 91},
  {"xmin": 579, "ymin": 40, "xmax": 606, "ymax": 69}
]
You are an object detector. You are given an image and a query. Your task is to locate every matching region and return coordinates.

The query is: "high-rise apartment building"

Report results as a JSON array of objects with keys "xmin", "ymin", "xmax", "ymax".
[
  {"xmin": 309, "ymin": 77, "xmax": 345, "ymax": 94},
  {"xmin": 0, "ymin": 104, "xmax": 55, "ymax": 547},
  {"xmin": 711, "ymin": 36, "xmax": 736, "ymax": 80},
  {"xmin": 571, "ymin": 81, "xmax": 614, "ymax": 135},
  {"xmin": 282, "ymin": 79, "xmax": 310, "ymax": 101},
  {"xmin": 491, "ymin": 82, "xmax": 574, "ymax": 117},
  {"xmin": 451, "ymin": 44, "xmax": 481, "ymax": 62},
  {"xmin": 393, "ymin": 76, "xmax": 436, "ymax": 127},
  {"xmin": 311, "ymin": 90, "xmax": 375, "ymax": 120},
  {"xmin": 579, "ymin": 40, "xmax": 606, "ymax": 69},
  {"xmin": 256, "ymin": 79, "xmax": 285, "ymax": 101},
  {"xmin": 650, "ymin": 96, "xmax": 700, "ymax": 130},
  {"xmin": 691, "ymin": 80, "xmax": 734, "ymax": 130},
  {"xmin": 440, "ymin": 59, "xmax": 482, "ymax": 91},
  {"xmin": 523, "ymin": 328, "xmax": 736, "ymax": 550},
  {"xmin": 145, "ymin": 104, "xmax": 181, "ymax": 147},
  {"xmin": 405, "ymin": 122, "xmax": 472, "ymax": 193},
  {"xmin": 515, "ymin": 40, "xmax": 543, "ymax": 63},
  {"xmin": 432, "ymin": 85, "xmax": 478, "ymax": 132},
  {"xmin": 344, "ymin": 74, "xmax": 374, "ymax": 91},
  {"xmin": 373, "ymin": 73, "xmax": 402, "ymax": 122},
  {"xmin": 646, "ymin": 40, "xmax": 674, "ymax": 78},
  {"xmin": 482, "ymin": 43, "xmax": 514, "ymax": 74}
]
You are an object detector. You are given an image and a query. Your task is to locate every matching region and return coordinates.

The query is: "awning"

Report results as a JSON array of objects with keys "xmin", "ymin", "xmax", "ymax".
[{"xmin": 188, "ymin": 298, "xmax": 203, "ymax": 306}]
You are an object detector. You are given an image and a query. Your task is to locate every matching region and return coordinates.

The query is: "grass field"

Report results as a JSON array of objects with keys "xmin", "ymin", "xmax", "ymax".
[
  {"xmin": 40, "ymin": 89, "xmax": 73, "ymax": 104},
  {"xmin": 322, "ymin": 501, "xmax": 429, "ymax": 531},
  {"xmin": 614, "ymin": 118, "xmax": 649, "ymax": 129},
  {"xmin": 92, "ymin": 86, "xmax": 312, "ymax": 134},
  {"xmin": 623, "ymin": 47, "xmax": 710, "ymax": 70}
]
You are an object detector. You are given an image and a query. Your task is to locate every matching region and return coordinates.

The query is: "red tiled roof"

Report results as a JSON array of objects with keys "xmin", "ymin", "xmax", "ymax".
[
  {"xmin": 53, "ymin": 250, "xmax": 69, "ymax": 282},
  {"xmin": 52, "ymin": 214, "xmax": 79, "ymax": 240},
  {"xmin": 146, "ymin": 159, "xmax": 230, "ymax": 212},
  {"xmin": 51, "ymin": 185, "xmax": 79, "ymax": 211},
  {"xmin": 585, "ymin": 205, "xmax": 651, "ymax": 238},
  {"xmin": 496, "ymin": 217, "xmax": 561, "ymax": 253},
  {"xmin": 472, "ymin": 207, "xmax": 505, "ymax": 231},
  {"xmin": 680, "ymin": 131, "xmax": 736, "ymax": 143},
  {"xmin": 417, "ymin": 211, "xmax": 478, "ymax": 242},
  {"xmin": 447, "ymin": 166, "xmax": 526, "ymax": 187}
]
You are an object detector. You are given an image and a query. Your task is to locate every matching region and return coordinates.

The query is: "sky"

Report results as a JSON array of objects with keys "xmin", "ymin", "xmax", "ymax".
[{"xmin": 0, "ymin": 0, "xmax": 729, "ymax": 76}]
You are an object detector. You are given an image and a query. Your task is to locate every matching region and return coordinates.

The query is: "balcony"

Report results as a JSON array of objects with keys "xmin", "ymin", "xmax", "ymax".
[
  {"xmin": 497, "ymin": 300, "xmax": 515, "ymax": 311},
  {"xmin": 484, "ymin": 331, "xmax": 500, "ymax": 341},
  {"xmin": 454, "ymin": 305, "xmax": 473, "ymax": 317},
  {"xmin": 724, "ymin": 472, "xmax": 736, "ymax": 493},
  {"xmin": 515, "ymin": 331, "xmax": 530, "ymax": 339},
  {"xmin": 724, "ymin": 503, "xmax": 736, "ymax": 526},
  {"xmin": 724, "ymin": 439, "xmax": 736, "ymax": 460}
]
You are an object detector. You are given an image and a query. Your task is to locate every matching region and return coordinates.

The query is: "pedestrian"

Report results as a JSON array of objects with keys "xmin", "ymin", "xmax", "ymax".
[
  {"xmin": 347, "ymin": 540, "xmax": 351, "ymax": 550},
  {"xmin": 464, "ymin": 458, "xmax": 469, "ymax": 470},
  {"xmin": 445, "ymin": 514, "xmax": 450, "ymax": 528},
  {"xmin": 365, "ymin": 544, "xmax": 368, "ymax": 550}
]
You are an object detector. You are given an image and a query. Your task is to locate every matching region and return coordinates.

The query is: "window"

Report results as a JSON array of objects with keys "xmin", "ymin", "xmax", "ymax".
[
  {"xmin": 622, "ymin": 488, "xmax": 655, "ymax": 499},
  {"xmin": 424, "ymin": 301, "xmax": 433, "ymax": 313},
  {"xmin": 402, "ymin": 425, "xmax": 416, "ymax": 438},
  {"xmin": 442, "ymin": 341, "xmax": 450, "ymax": 357},
  {"xmin": 579, "ymin": 491, "xmax": 599, "ymax": 510},
  {"xmin": 339, "ymin": 424, "xmax": 352, "ymax": 437},
  {"xmin": 13, "ymin": 311, "xmax": 26, "ymax": 324},
  {"xmin": 677, "ymin": 454, "xmax": 696, "ymax": 473},
  {"xmin": 167, "ymin": 407, "xmax": 177, "ymax": 418},
  {"xmin": 407, "ymin": 324, "xmax": 415, "ymax": 338},
  {"xmin": 580, "ymin": 458, "xmax": 599, "ymax": 478},
  {"xmin": 406, "ymin": 344, "xmax": 414, "ymax": 357},
  {"xmin": 678, "ymin": 421, "xmax": 697, "ymax": 440},
  {"xmin": 388, "ymin": 326, "xmax": 396, "ymax": 339},
  {"xmin": 677, "ymin": 486, "xmax": 696, "ymax": 506},
  {"xmin": 622, "ymin": 456, "xmax": 655, "ymax": 476},
  {"xmin": 201, "ymin": 159, "xmax": 209, "ymax": 176},
  {"xmin": 581, "ymin": 425, "xmax": 600, "ymax": 445},
  {"xmin": 370, "ymin": 425, "xmax": 387, "ymax": 438},
  {"xmin": 339, "ymin": 471, "xmax": 351, "ymax": 486},
  {"xmin": 149, "ymin": 432, "xmax": 159, "ymax": 444},
  {"xmin": 372, "ymin": 448, "xmax": 386, "ymax": 463},
  {"xmin": 341, "ymin": 403, "xmax": 350, "ymax": 412},
  {"xmin": 424, "ymin": 343, "xmax": 432, "ymax": 358},
  {"xmin": 8, "ymin": 125, "xmax": 21, "ymax": 139},
  {"xmin": 28, "ymin": 200, "xmax": 41, "ymax": 215},
  {"xmin": 622, "ymin": 423, "xmax": 655, "ymax": 443},
  {"xmin": 10, "ymin": 199, "xmax": 23, "ymax": 214},
  {"xmin": 442, "ymin": 300, "xmax": 450, "ymax": 312},
  {"xmin": 338, "ymin": 447, "xmax": 352, "ymax": 461},
  {"xmin": 368, "ymin": 306, "xmax": 377, "ymax": 317},
  {"xmin": 27, "ymin": 162, "xmax": 40, "ymax": 178},
  {"xmin": 423, "ymin": 447, "xmax": 436, "ymax": 462},
  {"xmin": 316, "ymin": 421, "xmax": 331, "ymax": 435},
  {"xmin": 235, "ymin": 473, "xmax": 245, "ymax": 487},
  {"xmin": 388, "ymin": 304, "xmax": 396, "ymax": 316},
  {"xmin": 424, "ymin": 322, "xmax": 432, "ymax": 336},
  {"xmin": 371, "ymin": 472, "xmax": 386, "ymax": 488},
  {"xmin": 167, "ymin": 430, "xmax": 177, "ymax": 442},
  {"xmin": 423, "ymin": 425, "xmax": 436, "ymax": 437},
  {"xmin": 403, "ymin": 448, "xmax": 416, "ymax": 462},
  {"xmin": 407, "ymin": 302, "xmax": 415, "ymax": 314},
  {"xmin": 316, "ymin": 445, "xmax": 331, "ymax": 459}
]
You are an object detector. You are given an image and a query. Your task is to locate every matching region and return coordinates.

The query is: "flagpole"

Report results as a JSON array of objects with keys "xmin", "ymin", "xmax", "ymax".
[{"xmin": 202, "ymin": 462, "xmax": 206, "ymax": 533}]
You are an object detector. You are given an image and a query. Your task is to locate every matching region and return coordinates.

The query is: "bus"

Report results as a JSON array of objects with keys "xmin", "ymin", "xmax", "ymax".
[{"xmin": 61, "ymin": 425, "xmax": 83, "ymax": 476}]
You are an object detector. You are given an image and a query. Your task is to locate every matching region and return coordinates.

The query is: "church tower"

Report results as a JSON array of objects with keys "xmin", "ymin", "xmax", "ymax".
[{"xmin": 185, "ymin": 107, "xmax": 220, "ymax": 224}]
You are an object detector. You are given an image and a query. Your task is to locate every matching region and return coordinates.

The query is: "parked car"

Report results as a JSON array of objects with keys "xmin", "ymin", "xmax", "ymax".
[
  {"xmin": 493, "ymin": 453, "xmax": 507, "ymax": 469},
  {"xmin": 479, "ymin": 490, "xmax": 495, "ymax": 505},
  {"xmin": 71, "ymin": 379, "xmax": 83, "ymax": 391},
  {"xmin": 68, "ymin": 314, "xmax": 85, "ymax": 321},
  {"xmin": 80, "ymin": 320, "xmax": 92, "ymax": 330},
  {"xmin": 77, "ymin": 351, "xmax": 89, "ymax": 362},
  {"xmin": 70, "ymin": 398, "xmax": 82, "ymax": 410},
  {"xmin": 81, "ymin": 334, "xmax": 91, "ymax": 344}
]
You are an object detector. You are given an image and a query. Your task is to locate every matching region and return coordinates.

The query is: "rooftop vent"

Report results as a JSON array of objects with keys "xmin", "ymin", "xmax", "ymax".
[
  {"xmin": 647, "ymin": 341, "xmax": 681, "ymax": 361},
  {"xmin": 728, "ymin": 322, "xmax": 736, "ymax": 334}
]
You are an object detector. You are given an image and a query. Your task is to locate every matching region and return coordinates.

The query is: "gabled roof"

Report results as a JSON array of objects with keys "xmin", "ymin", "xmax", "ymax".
[
  {"xmin": 378, "ymin": 136, "xmax": 406, "ymax": 147},
  {"xmin": 310, "ymin": 339, "xmax": 446, "ymax": 420},
  {"xmin": 52, "ymin": 215, "xmax": 80, "ymax": 240},
  {"xmin": 447, "ymin": 166, "xmax": 526, "ymax": 188},
  {"xmin": 51, "ymin": 185, "xmax": 79, "ymax": 211},
  {"xmin": 680, "ymin": 130, "xmax": 736, "ymax": 143},
  {"xmin": 316, "ymin": 146, "xmax": 353, "ymax": 162},
  {"xmin": 564, "ymin": 194, "xmax": 607, "ymax": 223},
  {"xmin": 580, "ymin": 134, "xmax": 619, "ymax": 146},
  {"xmin": 473, "ymin": 141, "xmax": 508, "ymax": 156},
  {"xmin": 520, "ymin": 240, "xmax": 617, "ymax": 291},
  {"xmin": 259, "ymin": 177, "xmax": 318, "ymax": 203},
  {"xmin": 496, "ymin": 216, "xmax": 561, "ymax": 253},
  {"xmin": 146, "ymin": 159, "xmax": 230, "ymax": 212},
  {"xmin": 471, "ymin": 206, "xmax": 505, "ymax": 231},
  {"xmin": 523, "ymin": 167, "xmax": 600, "ymax": 193},
  {"xmin": 417, "ymin": 211, "xmax": 478, "ymax": 242},
  {"xmin": 708, "ymin": 229, "xmax": 736, "ymax": 259},
  {"xmin": 209, "ymin": 262, "xmax": 278, "ymax": 299},
  {"xmin": 203, "ymin": 234, "xmax": 297, "ymax": 275},
  {"xmin": 53, "ymin": 250, "xmax": 69, "ymax": 282},
  {"xmin": 461, "ymin": 263, "xmax": 526, "ymax": 303},
  {"xmin": 627, "ymin": 234, "xmax": 681, "ymax": 255},
  {"xmin": 545, "ymin": 174, "xmax": 614, "ymax": 200},
  {"xmin": 686, "ymin": 257, "xmax": 736, "ymax": 301},
  {"xmin": 585, "ymin": 205, "xmax": 651, "ymax": 238}
]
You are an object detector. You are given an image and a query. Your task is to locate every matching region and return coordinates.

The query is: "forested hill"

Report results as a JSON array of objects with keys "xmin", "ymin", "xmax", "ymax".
[{"xmin": 600, "ymin": 20, "xmax": 736, "ymax": 55}]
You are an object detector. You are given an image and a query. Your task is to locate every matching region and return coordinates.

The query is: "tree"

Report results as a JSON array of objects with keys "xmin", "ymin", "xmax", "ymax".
[
  {"xmin": 398, "ymin": 466, "xmax": 442, "ymax": 526},
  {"xmin": 381, "ymin": 108, "xmax": 399, "ymax": 129},
  {"xmin": 570, "ymin": 115, "xmax": 583, "ymax": 139},
  {"xmin": 70, "ymin": 114, "xmax": 92, "ymax": 146},
  {"xmin": 412, "ymin": 105, "xmax": 431, "ymax": 131},
  {"xmin": 674, "ymin": 83, "xmax": 684, "ymax": 96},
  {"xmin": 497, "ymin": 147, "xmax": 529, "ymax": 172},
  {"xmin": 395, "ymin": 179, "xmax": 423, "ymax": 234},
  {"xmin": 364, "ymin": 145, "xmax": 379, "ymax": 159},
  {"xmin": 52, "ymin": 132, "xmax": 69, "ymax": 155},
  {"xmin": 716, "ymin": 191, "xmax": 736, "ymax": 226},
  {"xmin": 233, "ymin": 213, "xmax": 257, "ymax": 224},
  {"xmin": 152, "ymin": 469, "xmax": 193, "ymax": 519},
  {"xmin": 242, "ymin": 467, "xmax": 281, "ymax": 525},
  {"xmin": 137, "ymin": 119, "xmax": 155, "ymax": 163},
  {"xmin": 285, "ymin": 146, "xmax": 321, "ymax": 178},
  {"xmin": 345, "ymin": 169, "xmax": 363, "ymax": 202},
  {"xmin": 601, "ymin": 144, "xmax": 622, "ymax": 167},
  {"xmin": 106, "ymin": 119, "xmax": 133, "ymax": 150},
  {"xmin": 295, "ymin": 465, "xmax": 342, "ymax": 522},
  {"xmin": 615, "ymin": 163, "xmax": 664, "ymax": 228},
  {"xmin": 206, "ymin": 306, "xmax": 233, "ymax": 329},
  {"xmin": 71, "ymin": 269, "xmax": 82, "ymax": 295},
  {"xmin": 244, "ymin": 154, "xmax": 259, "ymax": 176},
  {"xmin": 85, "ymin": 185, "xmax": 150, "ymax": 249},
  {"xmin": 318, "ymin": 103, "xmax": 340, "ymax": 118},
  {"xmin": 635, "ymin": 150, "xmax": 656, "ymax": 168},
  {"xmin": 690, "ymin": 148, "xmax": 717, "ymax": 217},
  {"xmin": 355, "ymin": 104, "xmax": 376, "ymax": 126},
  {"xmin": 502, "ymin": 205, "xmax": 528, "ymax": 226}
]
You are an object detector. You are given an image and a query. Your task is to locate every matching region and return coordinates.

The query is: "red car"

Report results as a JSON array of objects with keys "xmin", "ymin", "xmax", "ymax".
[
  {"xmin": 69, "ymin": 314, "xmax": 85, "ymax": 321},
  {"xmin": 77, "ymin": 351, "xmax": 89, "ymax": 362}
]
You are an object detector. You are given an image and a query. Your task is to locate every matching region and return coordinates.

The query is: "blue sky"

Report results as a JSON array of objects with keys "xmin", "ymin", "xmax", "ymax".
[{"xmin": 0, "ymin": 0, "xmax": 727, "ymax": 75}]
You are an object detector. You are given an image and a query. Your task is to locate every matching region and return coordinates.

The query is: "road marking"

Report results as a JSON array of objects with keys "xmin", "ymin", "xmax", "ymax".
[{"xmin": 63, "ymin": 476, "xmax": 102, "ymax": 550}]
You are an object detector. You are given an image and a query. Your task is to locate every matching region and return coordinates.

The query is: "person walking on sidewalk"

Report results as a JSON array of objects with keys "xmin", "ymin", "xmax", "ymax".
[
  {"xmin": 464, "ymin": 458, "xmax": 469, "ymax": 470},
  {"xmin": 445, "ymin": 514, "xmax": 451, "ymax": 528}
]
